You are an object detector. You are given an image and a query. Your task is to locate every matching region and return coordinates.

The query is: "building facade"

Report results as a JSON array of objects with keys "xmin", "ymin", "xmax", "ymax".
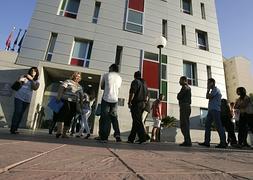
[
  {"xmin": 14, "ymin": 0, "xmax": 226, "ymax": 133},
  {"xmin": 224, "ymin": 56, "xmax": 253, "ymax": 103}
]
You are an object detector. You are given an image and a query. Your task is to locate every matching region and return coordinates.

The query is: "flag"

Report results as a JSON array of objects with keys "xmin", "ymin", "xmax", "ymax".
[
  {"xmin": 11, "ymin": 29, "xmax": 22, "ymax": 51},
  {"xmin": 5, "ymin": 27, "xmax": 15, "ymax": 51},
  {"xmin": 18, "ymin": 30, "xmax": 27, "ymax": 53}
]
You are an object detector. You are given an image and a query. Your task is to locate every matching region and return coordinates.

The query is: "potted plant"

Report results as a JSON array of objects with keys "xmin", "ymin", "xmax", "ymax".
[{"xmin": 160, "ymin": 116, "xmax": 177, "ymax": 142}]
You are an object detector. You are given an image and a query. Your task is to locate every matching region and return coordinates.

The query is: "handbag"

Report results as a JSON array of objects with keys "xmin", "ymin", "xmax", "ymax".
[{"xmin": 11, "ymin": 81, "xmax": 22, "ymax": 91}]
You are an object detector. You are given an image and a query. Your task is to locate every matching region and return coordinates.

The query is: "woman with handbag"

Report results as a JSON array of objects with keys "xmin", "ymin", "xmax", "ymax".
[
  {"xmin": 10, "ymin": 67, "xmax": 40, "ymax": 134},
  {"xmin": 235, "ymin": 87, "xmax": 252, "ymax": 148},
  {"xmin": 55, "ymin": 72, "xmax": 83, "ymax": 138}
]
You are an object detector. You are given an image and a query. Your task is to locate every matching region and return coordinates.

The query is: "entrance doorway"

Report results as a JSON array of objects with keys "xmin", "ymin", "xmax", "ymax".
[{"xmin": 40, "ymin": 67, "xmax": 101, "ymax": 133}]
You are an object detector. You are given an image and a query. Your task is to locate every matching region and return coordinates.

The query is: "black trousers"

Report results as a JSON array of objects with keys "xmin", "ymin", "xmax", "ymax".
[
  {"xmin": 221, "ymin": 115, "xmax": 237, "ymax": 144},
  {"xmin": 128, "ymin": 102, "xmax": 146, "ymax": 142},
  {"xmin": 56, "ymin": 100, "xmax": 76, "ymax": 127},
  {"xmin": 238, "ymin": 113, "xmax": 253, "ymax": 145}
]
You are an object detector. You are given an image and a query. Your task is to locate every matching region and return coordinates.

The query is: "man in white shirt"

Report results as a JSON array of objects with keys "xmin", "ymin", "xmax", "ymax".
[{"xmin": 98, "ymin": 64, "xmax": 122, "ymax": 142}]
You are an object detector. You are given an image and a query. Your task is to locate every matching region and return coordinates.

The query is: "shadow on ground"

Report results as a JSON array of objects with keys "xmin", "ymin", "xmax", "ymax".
[{"xmin": 0, "ymin": 128, "xmax": 252, "ymax": 154}]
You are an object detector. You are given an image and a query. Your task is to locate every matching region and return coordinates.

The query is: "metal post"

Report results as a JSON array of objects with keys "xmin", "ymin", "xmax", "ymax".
[{"xmin": 158, "ymin": 46, "xmax": 162, "ymax": 95}]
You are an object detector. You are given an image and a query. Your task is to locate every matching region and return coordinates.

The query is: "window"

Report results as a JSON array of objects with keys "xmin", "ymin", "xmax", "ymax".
[
  {"xmin": 125, "ymin": 0, "xmax": 144, "ymax": 34},
  {"xmin": 92, "ymin": 1, "xmax": 101, "ymax": 24},
  {"xmin": 161, "ymin": 64, "xmax": 167, "ymax": 80},
  {"xmin": 182, "ymin": 0, "xmax": 192, "ymax": 15},
  {"xmin": 162, "ymin": 19, "xmax": 167, "ymax": 39},
  {"xmin": 70, "ymin": 39, "xmax": 93, "ymax": 68},
  {"xmin": 45, "ymin": 33, "xmax": 58, "ymax": 61},
  {"xmin": 115, "ymin": 46, "xmax": 123, "ymax": 72},
  {"xmin": 196, "ymin": 30, "xmax": 208, "ymax": 51},
  {"xmin": 207, "ymin": 66, "xmax": 212, "ymax": 79},
  {"xmin": 58, "ymin": 0, "xmax": 80, "ymax": 19},
  {"xmin": 201, "ymin": 3, "xmax": 206, "ymax": 19},
  {"xmin": 149, "ymin": 89, "xmax": 158, "ymax": 100},
  {"xmin": 181, "ymin": 25, "xmax": 186, "ymax": 45},
  {"xmin": 183, "ymin": 61, "xmax": 197, "ymax": 86}
]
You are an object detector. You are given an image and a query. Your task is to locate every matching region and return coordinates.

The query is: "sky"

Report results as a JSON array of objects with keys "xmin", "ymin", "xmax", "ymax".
[{"xmin": 0, "ymin": 0, "xmax": 252, "ymax": 71}]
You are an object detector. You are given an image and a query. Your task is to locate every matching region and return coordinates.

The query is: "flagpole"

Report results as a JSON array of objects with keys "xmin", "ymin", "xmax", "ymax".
[
  {"xmin": 5, "ymin": 26, "xmax": 16, "ymax": 51},
  {"xmin": 11, "ymin": 28, "xmax": 22, "ymax": 51},
  {"xmin": 18, "ymin": 30, "xmax": 27, "ymax": 53}
]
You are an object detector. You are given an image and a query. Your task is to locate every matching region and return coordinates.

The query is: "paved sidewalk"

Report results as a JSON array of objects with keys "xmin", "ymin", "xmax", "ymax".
[{"xmin": 0, "ymin": 129, "xmax": 252, "ymax": 180}]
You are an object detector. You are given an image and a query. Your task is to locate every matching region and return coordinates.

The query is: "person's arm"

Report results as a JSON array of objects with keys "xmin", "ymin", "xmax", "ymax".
[
  {"xmin": 26, "ymin": 74, "xmax": 40, "ymax": 90},
  {"xmin": 206, "ymin": 88, "xmax": 218, "ymax": 99},
  {"xmin": 128, "ymin": 80, "xmax": 137, "ymax": 108}
]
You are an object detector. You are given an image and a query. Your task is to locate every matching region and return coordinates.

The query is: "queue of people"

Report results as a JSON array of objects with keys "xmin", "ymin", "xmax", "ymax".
[{"xmin": 9, "ymin": 64, "xmax": 253, "ymax": 149}]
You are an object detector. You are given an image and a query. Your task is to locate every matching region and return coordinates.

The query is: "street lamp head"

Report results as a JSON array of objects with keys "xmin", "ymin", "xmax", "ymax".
[{"xmin": 156, "ymin": 36, "xmax": 167, "ymax": 48}]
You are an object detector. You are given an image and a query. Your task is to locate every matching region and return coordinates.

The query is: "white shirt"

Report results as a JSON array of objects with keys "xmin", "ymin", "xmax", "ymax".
[{"xmin": 101, "ymin": 72, "xmax": 122, "ymax": 103}]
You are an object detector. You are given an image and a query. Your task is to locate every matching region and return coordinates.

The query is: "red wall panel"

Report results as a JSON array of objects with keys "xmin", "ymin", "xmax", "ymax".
[
  {"xmin": 161, "ymin": 102, "xmax": 167, "ymax": 117},
  {"xmin": 70, "ymin": 58, "xmax": 84, "ymax": 67},
  {"xmin": 143, "ymin": 60, "xmax": 159, "ymax": 89},
  {"xmin": 129, "ymin": 0, "xmax": 144, "ymax": 12}
]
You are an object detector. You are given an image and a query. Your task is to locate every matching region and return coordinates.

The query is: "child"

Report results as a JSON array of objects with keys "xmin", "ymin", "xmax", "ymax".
[
  {"xmin": 221, "ymin": 99, "xmax": 237, "ymax": 146},
  {"xmin": 151, "ymin": 94, "xmax": 164, "ymax": 142},
  {"xmin": 76, "ymin": 92, "xmax": 92, "ymax": 139}
]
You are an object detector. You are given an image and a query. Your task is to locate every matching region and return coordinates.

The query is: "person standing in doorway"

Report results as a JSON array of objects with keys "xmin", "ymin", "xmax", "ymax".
[
  {"xmin": 151, "ymin": 94, "xmax": 165, "ymax": 142},
  {"xmin": 55, "ymin": 72, "xmax": 83, "ymax": 138},
  {"xmin": 127, "ymin": 71, "xmax": 149, "ymax": 144},
  {"xmin": 98, "ymin": 64, "xmax": 122, "ymax": 142},
  {"xmin": 199, "ymin": 78, "xmax": 227, "ymax": 148},
  {"xmin": 10, "ymin": 67, "xmax": 40, "ymax": 134},
  {"xmin": 177, "ymin": 76, "xmax": 192, "ymax": 147}
]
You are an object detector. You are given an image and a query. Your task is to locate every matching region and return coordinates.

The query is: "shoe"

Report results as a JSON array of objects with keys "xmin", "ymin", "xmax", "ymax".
[
  {"xmin": 56, "ymin": 134, "xmax": 61, "ymax": 138},
  {"xmin": 99, "ymin": 139, "xmax": 108, "ymax": 143},
  {"xmin": 179, "ymin": 142, "xmax": 192, "ymax": 147},
  {"xmin": 94, "ymin": 136, "xmax": 101, "ymax": 140},
  {"xmin": 10, "ymin": 131, "xmax": 19, "ymax": 134},
  {"xmin": 215, "ymin": 144, "xmax": 227, "ymax": 149},
  {"xmin": 61, "ymin": 134, "xmax": 69, "ymax": 138},
  {"xmin": 138, "ymin": 140, "xmax": 147, "ymax": 144},
  {"xmin": 84, "ymin": 134, "xmax": 90, "ymax": 139},
  {"xmin": 198, "ymin": 142, "xmax": 210, "ymax": 147},
  {"xmin": 116, "ymin": 137, "xmax": 122, "ymax": 142},
  {"xmin": 69, "ymin": 133, "xmax": 74, "ymax": 136},
  {"xmin": 127, "ymin": 140, "xmax": 134, "ymax": 144},
  {"xmin": 76, "ymin": 135, "xmax": 81, "ymax": 138},
  {"xmin": 242, "ymin": 143, "xmax": 251, "ymax": 148}
]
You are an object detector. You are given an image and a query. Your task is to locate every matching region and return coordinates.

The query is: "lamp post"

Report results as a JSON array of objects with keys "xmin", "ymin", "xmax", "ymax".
[{"xmin": 155, "ymin": 36, "xmax": 167, "ymax": 95}]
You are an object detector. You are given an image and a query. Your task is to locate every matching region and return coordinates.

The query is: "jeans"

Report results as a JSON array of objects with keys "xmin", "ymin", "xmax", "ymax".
[
  {"xmin": 204, "ymin": 110, "xmax": 226, "ymax": 145},
  {"xmin": 128, "ymin": 102, "xmax": 146, "ymax": 142},
  {"xmin": 179, "ymin": 104, "xmax": 192, "ymax": 144},
  {"xmin": 77, "ymin": 109, "xmax": 91, "ymax": 135},
  {"xmin": 10, "ymin": 98, "xmax": 29, "ymax": 132},
  {"xmin": 99, "ymin": 99, "xmax": 120, "ymax": 140}
]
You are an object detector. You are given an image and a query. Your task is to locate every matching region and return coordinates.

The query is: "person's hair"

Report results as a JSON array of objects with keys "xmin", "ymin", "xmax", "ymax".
[
  {"xmin": 28, "ymin": 67, "xmax": 39, "ymax": 81},
  {"xmin": 237, "ymin": 87, "xmax": 246, "ymax": 98},
  {"xmin": 109, "ymin": 64, "xmax": 119, "ymax": 73},
  {"xmin": 159, "ymin": 94, "xmax": 164, "ymax": 99},
  {"xmin": 180, "ymin": 76, "xmax": 187, "ymax": 82},
  {"xmin": 208, "ymin": 78, "xmax": 215, "ymax": 85},
  {"xmin": 71, "ymin": 72, "xmax": 81, "ymax": 81},
  {"xmin": 221, "ymin": 98, "xmax": 228, "ymax": 105},
  {"xmin": 134, "ymin": 71, "xmax": 141, "ymax": 79},
  {"xmin": 230, "ymin": 102, "xmax": 235, "ymax": 106}
]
